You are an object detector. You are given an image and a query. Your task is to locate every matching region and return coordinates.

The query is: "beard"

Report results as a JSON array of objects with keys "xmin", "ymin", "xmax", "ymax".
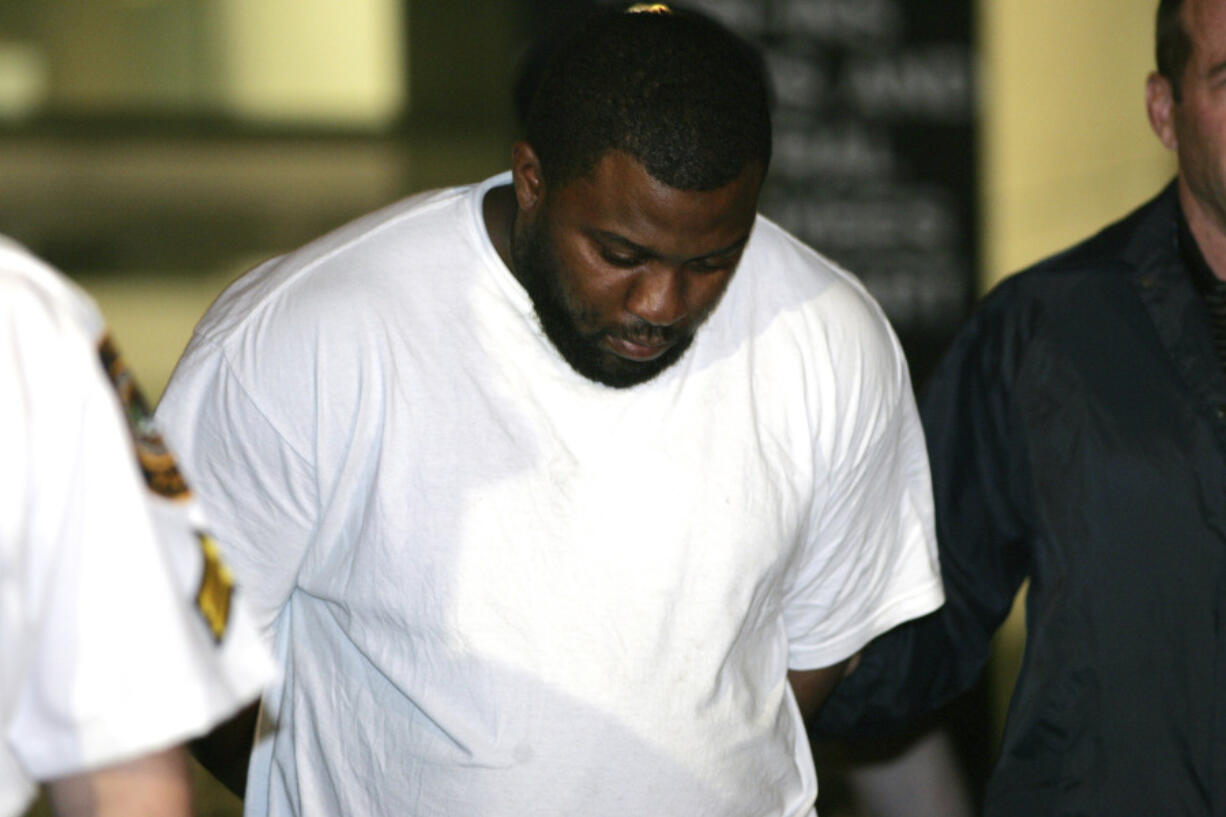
[{"xmin": 510, "ymin": 218, "xmax": 695, "ymax": 389}]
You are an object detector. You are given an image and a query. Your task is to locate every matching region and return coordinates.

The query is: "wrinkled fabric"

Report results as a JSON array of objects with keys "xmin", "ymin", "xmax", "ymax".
[
  {"xmin": 0, "ymin": 236, "xmax": 273, "ymax": 817},
  {"xmin": 156, "ymin": 173, "xmax": 943, "ymax": 817},
  {"xmin": 815, "ymin": 183, "xmax": 1226, "ymax": 816}
]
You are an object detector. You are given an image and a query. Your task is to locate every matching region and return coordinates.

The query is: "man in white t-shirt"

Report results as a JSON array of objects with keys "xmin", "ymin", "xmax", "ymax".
[
  {"xmin": 0, "ymin": 235, "xmax": 275, "ymax": 817},
  {"xmin": 155, "ymin": 5, "xmax": 943, "ymax": 816}
]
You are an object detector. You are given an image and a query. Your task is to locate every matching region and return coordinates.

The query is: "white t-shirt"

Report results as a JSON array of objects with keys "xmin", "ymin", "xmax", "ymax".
[
  {"xmin": 0, "ymin": 236, "xmax": 275, "ymax": 817},
  {"xmin": 156, "ymin": 172, "xmax": 943, "ymax": 817}
]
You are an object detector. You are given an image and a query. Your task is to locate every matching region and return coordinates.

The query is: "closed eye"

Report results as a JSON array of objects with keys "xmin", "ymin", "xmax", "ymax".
[
  {"xmin": 600, "ymin": 250, "xmax": 644, "ymax": 268},
  {"xmin": 688, "ymin": 256, "xmax": 737, "ymax": 274}
]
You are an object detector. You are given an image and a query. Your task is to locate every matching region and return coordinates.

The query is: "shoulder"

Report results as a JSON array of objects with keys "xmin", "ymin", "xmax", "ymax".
[
  {"xmin": 1004, "ymin": 182, "xmax": 1175, "ymax": 302},
  {"xmin": 190, "ymin": 183, "xmax": 478, "ymax": 348},
  {"xmin": 0, "ymin": 236, "xmax": 103, "ymax": 351},
  {"xmin": 743, "ymin": 217, "xmax": 900, "ymax": 340},
  {"xmin": 739, "ymin": 216, "xmax": 907, "ymax": 380},
  {"xmin": 726, "ymin": 219, "xmax": 913, "ymax": 458},
  {"xmin": 966, "ymin": 184, "xmax": 1176, "ymax": 335},
  {"xmin": 160, "ymin": 183, "xmax": 486, "ymax": 449},
  {"xmin": 924, "ymin": 186, "xmax": 1176, "ymax": 403}
]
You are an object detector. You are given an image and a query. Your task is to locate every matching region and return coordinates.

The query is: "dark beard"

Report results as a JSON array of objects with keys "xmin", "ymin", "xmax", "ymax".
[{"xmin": 510, "ymin": 219, "xmax": 693, "ymax": 389}]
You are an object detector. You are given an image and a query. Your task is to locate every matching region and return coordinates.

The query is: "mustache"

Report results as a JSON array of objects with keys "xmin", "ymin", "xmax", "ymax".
[{"xmin": 608, "ymin": 320, "xmax": 682, "ymax": 347}]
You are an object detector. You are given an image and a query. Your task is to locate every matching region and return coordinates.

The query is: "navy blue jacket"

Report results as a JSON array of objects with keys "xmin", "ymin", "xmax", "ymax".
[{"xmin": 815, "ymin": 183, "xmax": 1226, "ymax": 816}]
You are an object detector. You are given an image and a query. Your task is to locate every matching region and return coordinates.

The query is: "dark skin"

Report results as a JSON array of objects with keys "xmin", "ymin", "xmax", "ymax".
[
  {"xmin": 196, "ymin": 145, "xmax": 854, "ymax": 796},
  {"xmin": 491, "ymin": 142, "xmax": 758, "ymax": 378}
]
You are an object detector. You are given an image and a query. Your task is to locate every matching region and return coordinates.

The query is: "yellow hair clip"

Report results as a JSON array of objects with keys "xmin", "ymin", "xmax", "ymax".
[{"xmin": 626, "ymin": 3, "xmax": 672, "ymax": 13}]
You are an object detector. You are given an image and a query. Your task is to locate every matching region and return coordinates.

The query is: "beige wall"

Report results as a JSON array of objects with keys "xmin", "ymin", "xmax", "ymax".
[{"xmin": 979, "ymin": 0, "xmax": 1175, "ymax": 290}]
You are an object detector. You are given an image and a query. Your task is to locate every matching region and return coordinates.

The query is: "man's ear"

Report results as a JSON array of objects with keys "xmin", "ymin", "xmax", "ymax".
[
  {"xmin": 1146, "ymin": 71, "xmax": 1178, "ymax": 151},
  {"xmin": 511, "ymin": 142, "xmax": 546, "ymax": 214}
]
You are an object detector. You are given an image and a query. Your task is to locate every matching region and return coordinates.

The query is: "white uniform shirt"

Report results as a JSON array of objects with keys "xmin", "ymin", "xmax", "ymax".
[
  {"xmin": 156, "ymin": 173, "xmax": 944, "ymax": 817},
  {"xmin": 0, "ymin": 236, "xmax": 275, "ymax": 817}
]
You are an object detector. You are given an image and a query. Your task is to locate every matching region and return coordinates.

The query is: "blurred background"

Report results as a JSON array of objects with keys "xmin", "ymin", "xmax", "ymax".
[{"xmin": 1, "ymin": 0, "xmax": 1171, "ymax": 815}]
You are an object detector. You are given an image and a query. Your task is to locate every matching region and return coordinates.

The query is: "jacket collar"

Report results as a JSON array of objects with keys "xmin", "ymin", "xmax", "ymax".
[
  {"xmin": 1120, "ymin": 180, "xmax": 1180, "ymax": 277},
  {"xmin": 1128, "ymin": 180, "xmax": 1226, "ymax": 424}
]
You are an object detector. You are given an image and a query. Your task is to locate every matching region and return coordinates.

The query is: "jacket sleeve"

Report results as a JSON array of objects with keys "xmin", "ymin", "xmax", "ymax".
[{"xmin": 812, "ymin": 277, "xmax": 1034, "ymax": 738}]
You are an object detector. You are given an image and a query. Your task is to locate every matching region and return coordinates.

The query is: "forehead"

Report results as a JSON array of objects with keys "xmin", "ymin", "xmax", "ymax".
[
  {"xmin": 1183, "ymin": 0, "xmax": 1226, "ymax": 63},
  {"xmin": 546, "ymin": 150, "xmax": 763, "ymax": 257}
]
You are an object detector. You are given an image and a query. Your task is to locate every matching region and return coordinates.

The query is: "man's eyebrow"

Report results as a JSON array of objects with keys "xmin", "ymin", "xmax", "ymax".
[
  {"xmin": 586, "ymin": 229, "xmax": 655, "ymax": 257},
  {"xmin": 585, "ymin": 228, "xmax": 751, "ymax": 261}
]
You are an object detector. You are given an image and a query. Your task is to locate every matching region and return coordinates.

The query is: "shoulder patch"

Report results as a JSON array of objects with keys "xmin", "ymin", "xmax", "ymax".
[
  {"xmin": 195, "ymin": 532, "xmax": 235, "ymax": 643},
  {"xmin": 98, "ymin": 335, "xmax": 191, "ymax": 499}
]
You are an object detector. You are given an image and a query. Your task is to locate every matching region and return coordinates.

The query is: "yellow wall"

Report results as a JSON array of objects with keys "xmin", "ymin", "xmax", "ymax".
[
  {"xmin": 979, "ymin": 0, "xmax": 1175, "ymax": 290},
  {"xmin": 977, "ymin": 0, "xmax": 1175, "ymax": 731},
  {"xmin": 215, "ymin": 0, "xmax": 405, "ymax": 128}
]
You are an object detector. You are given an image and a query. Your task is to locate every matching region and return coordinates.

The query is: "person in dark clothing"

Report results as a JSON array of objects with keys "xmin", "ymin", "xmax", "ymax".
[{"xmin": 813, "ymin": 0, "xmax": 1226, "ymax": 814}]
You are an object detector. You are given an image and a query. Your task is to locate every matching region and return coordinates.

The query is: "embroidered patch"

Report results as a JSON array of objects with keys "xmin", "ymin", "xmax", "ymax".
[
  {"xmin": 195, "ymin": 532, "xmax": 235, "ymax": 643},
  {"xmin": 98, "ymin": 335, "xmax": 190, "ymax": 499}
]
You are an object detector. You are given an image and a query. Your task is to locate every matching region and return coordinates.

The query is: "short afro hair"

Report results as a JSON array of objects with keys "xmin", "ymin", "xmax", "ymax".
[
  {"xmin": 519, "ymin": 3, "xmax": 772, "ymax": 192},
  {"xmin": 1156, "ymin": 0, "xmax": 1191, "ymax": 101}
]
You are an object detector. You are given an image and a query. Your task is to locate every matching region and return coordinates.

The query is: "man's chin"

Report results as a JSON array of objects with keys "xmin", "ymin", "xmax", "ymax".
[
  {"xmin": 533, "ymin": 323, "xmax": 692, "ymax": 388},
  {"xmin": 566, "ymin": 336, "xmax": 691, "ymax": 389}
]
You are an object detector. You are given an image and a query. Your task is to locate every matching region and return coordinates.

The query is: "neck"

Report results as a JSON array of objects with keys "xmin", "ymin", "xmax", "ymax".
[{"xmin": 1178, "ymin": 178, "xmax": 1226, "ymax": 282}]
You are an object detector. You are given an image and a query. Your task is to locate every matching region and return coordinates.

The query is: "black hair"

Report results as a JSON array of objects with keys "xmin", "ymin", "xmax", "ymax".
[
  {"xmin": 519, "ymin": 3, "xmax": 772, "ymax": 192},
  {"xmin": 1156, "ymin": 0, "xmax": 1191, "ymax": 101}
]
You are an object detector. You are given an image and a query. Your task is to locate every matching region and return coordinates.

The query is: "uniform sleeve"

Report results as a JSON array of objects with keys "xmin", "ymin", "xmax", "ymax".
[
  {"xmin": 781, "ymin": 299, "xmax": 945, "ymax": 670},
  {"xmin": 1, "ymin": 281, "xmax": 274, "ymax": 786},
  {"xmin": 812, "ymin": 279, "xmax": 1033, "ymax": 738},
  {"xmin": 154, "ymin": 333, "xmax": 317, "ymax": 639}
]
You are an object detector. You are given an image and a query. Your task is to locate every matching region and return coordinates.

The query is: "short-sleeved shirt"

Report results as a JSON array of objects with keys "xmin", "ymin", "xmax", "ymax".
[
  {"xmin": 156, "ymin": 173, "xmax": 943, "ymax": 817},
  {"xmin": 0, "ymin": 236, "xmax": 275, "ymax": 817}
]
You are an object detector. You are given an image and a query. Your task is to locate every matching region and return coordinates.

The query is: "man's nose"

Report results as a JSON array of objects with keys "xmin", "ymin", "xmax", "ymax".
[{"xmin": 625, "ymin": 263, "xmax": 686, "ymax": 327}]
